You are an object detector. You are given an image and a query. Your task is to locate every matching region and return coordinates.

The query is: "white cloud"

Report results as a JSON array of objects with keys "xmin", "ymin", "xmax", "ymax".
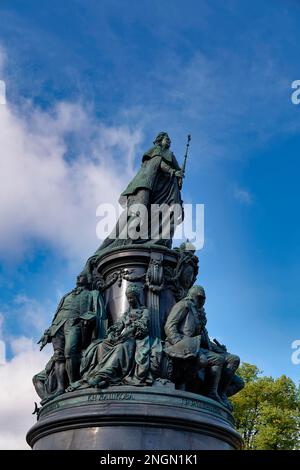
[
  {"xmin": 0, "ymin": 44, "xmax": 145, "ymax": 449},
  {"xmin": 0, "ymin": 49, "xmax": 142, "ymax": 263},
  {"xmin": 0, "ymin": 336, "xmax": 50, "ymax": 449},
  {"xmin": 0, "ymin": 294, "xmax": 58, "ymax": 341},
  {"xmin": 233, "ymin": 187, "xmax": 253, "ymax": 206},
  {"xmin": 0, "ymin": 99, "xmax": 142, "ymax": 262},
  {"xmin": 146, "ymin": 47, "xmax": 298, "ymax": 165},
  {"xmin": 0, "ymin": 45, "xmax": 144, "ymax": 449},
  {"xmin": 14, "ymin": 294, "xmax": 53, "ymax": 334}
]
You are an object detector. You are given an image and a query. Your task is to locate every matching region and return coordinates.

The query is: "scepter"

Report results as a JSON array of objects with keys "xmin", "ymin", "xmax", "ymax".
[
  {"xmin": 179, "ymin": 134, "xmax": 191, "ymax": 189},
  {"xmin": 182, "ymin": 134, "xmax": 191, "ymax": 176}
]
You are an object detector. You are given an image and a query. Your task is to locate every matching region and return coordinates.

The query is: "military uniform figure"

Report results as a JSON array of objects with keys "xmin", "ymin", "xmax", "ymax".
[
  {"xmin": 38, "ymin": 273, "xmax": 104, "ymax": 399},
  {"xmin": 164, "ymin": 285, "xmax": 240, "ymax": 409}
]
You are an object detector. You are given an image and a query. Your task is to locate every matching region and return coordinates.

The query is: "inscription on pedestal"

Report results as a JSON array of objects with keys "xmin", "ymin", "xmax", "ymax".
[
  {"xmin": 87, "ymin": 392, "xmax": 133, "ymax": 402},
  {"xmin": 181, "ymin": 397, "xmax": 231, "ymax": 421}
]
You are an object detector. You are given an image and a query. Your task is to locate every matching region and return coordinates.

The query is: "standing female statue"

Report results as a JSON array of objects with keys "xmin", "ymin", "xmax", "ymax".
[{"xmin": 95, "ymin": 132, "xmax": 184, "ymax": 254}]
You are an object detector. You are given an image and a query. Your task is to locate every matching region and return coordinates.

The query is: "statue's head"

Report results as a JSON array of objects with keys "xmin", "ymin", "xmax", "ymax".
[
  {"xmin": 76, "ymin": 273, "xmax": 88, "ymax": 287},
  {"xmin": 187, "ymin": 285, "xmax": 206, "ymax": 308},
  {"xmin": 126, "ymin": 284, "xmax": 142, "ymax": 307},
  {"xmin": 153, "ymin": 132, "xmax": 171, "ymax": 149}
]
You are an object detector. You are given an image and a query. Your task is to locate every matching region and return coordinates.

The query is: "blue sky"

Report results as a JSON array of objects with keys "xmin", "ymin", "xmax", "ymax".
[{"xmin": 0, "ymin": 0, "xmax": 300, "ymax": 396}]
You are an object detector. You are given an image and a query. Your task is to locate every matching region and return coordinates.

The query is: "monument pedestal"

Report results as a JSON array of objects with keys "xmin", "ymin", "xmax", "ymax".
[
  {"xmin": 27, "ymin": 132, "xmax": 245, "ymax": 451},
  {"xmin": 26, "ymin": 386, "xmax": 242, "ymax": 450}
]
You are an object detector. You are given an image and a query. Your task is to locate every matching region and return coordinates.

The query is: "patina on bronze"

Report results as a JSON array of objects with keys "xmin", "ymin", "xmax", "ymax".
[{"xmin": 28, "ymin": 133, "xmax": 244, "ymax": 450}]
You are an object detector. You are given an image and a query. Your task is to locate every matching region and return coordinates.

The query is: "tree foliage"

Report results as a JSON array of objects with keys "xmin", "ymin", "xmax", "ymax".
[{"xmin": 231, "ymin": 363, "xmax": 300, "ymax": 450}]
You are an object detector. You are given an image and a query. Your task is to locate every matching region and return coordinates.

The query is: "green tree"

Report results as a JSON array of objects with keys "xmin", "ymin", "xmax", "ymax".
[{"xmin": 231, "ymin": 363, "xmax": 300, "ymax": 450}]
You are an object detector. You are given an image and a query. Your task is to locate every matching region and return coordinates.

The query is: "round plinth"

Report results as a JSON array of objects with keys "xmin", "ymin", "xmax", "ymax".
[{"xmin": 27, "ymin": 386, "xmax": 242, "ymax": 450}]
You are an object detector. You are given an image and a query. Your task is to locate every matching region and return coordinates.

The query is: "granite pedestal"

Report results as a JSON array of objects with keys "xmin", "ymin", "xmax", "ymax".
[{"xmin": 27, "ymin": 386, "xmax": 242, "ymax": 450}]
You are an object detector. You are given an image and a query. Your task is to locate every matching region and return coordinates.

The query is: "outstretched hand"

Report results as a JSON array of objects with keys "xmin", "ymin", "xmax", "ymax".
[{"xmin": 37, "ymin": 330, "xmax": 50, "ymax": 351}]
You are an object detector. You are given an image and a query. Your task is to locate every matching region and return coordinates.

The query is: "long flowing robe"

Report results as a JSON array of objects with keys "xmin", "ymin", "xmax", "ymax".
[
  {"xmin": 94, "ymin": 145, "xmax": 183, "ymax": 255},
  {"xmin": 74, "ymin": 307, "xmax": 154, "ymax": 388}
]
